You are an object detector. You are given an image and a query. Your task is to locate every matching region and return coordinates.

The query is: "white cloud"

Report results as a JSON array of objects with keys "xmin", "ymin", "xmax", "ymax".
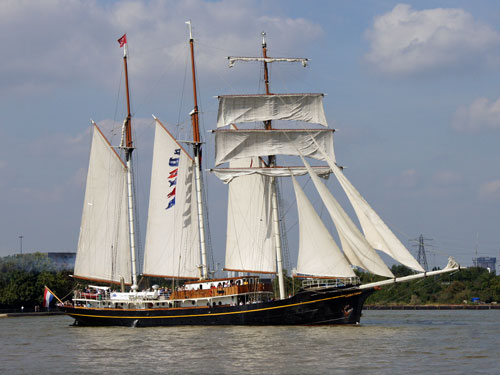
[
  {"xmin": 387, "ymin": 168, "xmax": 419, "ymax": 189},
  {"xmin": 0, "ymin": 0, "xmax": 322, "ymax": 94},
  {"xmin": 365, "ymin": 4, "xmax": 500, "ymax": 75},
  {"xmin": 479, "ymin": 180, "xmax": 500, "ymax": 200},
  {"xmin": 432, "ymin": 171, "xmax": 462, "ymax": 186},
  {"xmin": 452, "ymin": 97, "xmax": 500, "ymax": 132}
]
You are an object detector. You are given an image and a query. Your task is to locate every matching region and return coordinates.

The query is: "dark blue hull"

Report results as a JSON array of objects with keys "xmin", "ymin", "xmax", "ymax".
[{"xmin": 61, "ymin": 287, "xmax": 375, "ymax": 327}]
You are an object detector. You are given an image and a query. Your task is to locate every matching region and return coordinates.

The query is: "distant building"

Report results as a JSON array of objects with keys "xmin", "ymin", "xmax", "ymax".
[
  {"xmin": 47, "ymin": 252, "xmax": 76, "ymax": 271},
  {"xmin": 472, "ymin": 257, "xmax": 496, "ymax": 273}
]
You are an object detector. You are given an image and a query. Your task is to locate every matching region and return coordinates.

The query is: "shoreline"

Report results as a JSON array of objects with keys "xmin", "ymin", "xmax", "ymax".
[
  {"xmin": 0, "ymin": 312, "xmax": 64, "ymax": 318},
  {"xmin": 365, "ymin": 304, "xmax": 500, "ymax": 310}
]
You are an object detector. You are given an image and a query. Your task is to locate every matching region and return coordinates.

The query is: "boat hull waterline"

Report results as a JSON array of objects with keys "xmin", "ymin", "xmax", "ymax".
[{"xmin": 61, "ymin": 287, "xmax": 374, "ymax": 327}]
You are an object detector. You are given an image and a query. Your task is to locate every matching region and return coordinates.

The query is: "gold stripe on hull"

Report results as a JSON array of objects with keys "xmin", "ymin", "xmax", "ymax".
[{"xmin": 67, "ymin": 291, "xmax": 363, "ymax": 320}]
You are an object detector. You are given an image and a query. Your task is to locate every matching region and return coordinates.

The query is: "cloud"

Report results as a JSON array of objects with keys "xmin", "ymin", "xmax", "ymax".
[
  {"xmin": 30, "ymin": 129, "xmax": 91, "ymax": 158},
  {"xmin": 452, "ymin": 97, "xmax": 500, "ymax": 132},
  {"xmin": 0, "ymin": 0, "xmax": 322, "ymax": 95},
  {"xmin": 365, "ymin": 4, "xmax": 500, "ymax": 75},
  {"xmin": 479, "ymin": 180, "xmax": 500, "ymax": 200},
  {"xmin": 387, "ymin": 168, "xmax": 419, "ymax": 189},
  {"xmin": 432, "ymin": 171, "xmax": 462, "ymax": 186},
  {"xmin": 0, "ymin": 160, "xmax": 6, "ymax": 169}
]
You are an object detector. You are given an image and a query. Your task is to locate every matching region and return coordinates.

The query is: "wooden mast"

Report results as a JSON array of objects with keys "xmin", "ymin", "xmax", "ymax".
[
  {"xmin": 118, "ymin": 34, "xmax": 139, "ymax": 288},
  {"xmin": 261, "ymin": 32, "xmax": 286, "ymax": 300},
  {"xmin": 186, "ymin": 21, "xmax": 209, "ymax": 279}
]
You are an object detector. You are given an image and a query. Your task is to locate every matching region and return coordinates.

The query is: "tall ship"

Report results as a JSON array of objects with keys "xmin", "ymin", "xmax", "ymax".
[{"xmin": 59, "ymin": 27, "xmax": 460, "ymax": 326}]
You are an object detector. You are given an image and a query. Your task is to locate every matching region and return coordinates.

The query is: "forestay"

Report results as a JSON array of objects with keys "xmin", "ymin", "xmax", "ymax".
[
  {"xmin": 143, "ymin": 119, "xmax": 200, "ymax": 279},
  {"xmin": 216, "ymin": 94, "xmax": 328, "ymax": 128},
  {"xmin": 74, "ymin": 124, "xmax": 132, "ymax": 284},
  {"xmin": 215, "ymin": 129, "xmax": 335, "ymax": 166},
  {"xmin": 300, "ymin": 156, "xmax": 394, "ymax": 278},
  {"xmin": 292, "ymin": 176, "xmax": 355, "ymax": 278},
  {"xmin": 224, "ymin": 157, "xmax": 276, "ymax": 274}
]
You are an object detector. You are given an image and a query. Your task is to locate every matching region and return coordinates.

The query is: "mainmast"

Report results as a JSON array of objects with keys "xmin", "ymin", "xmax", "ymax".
[
  {"xmin": 186, "ymin": 21, "xmax": 209, "ymax": 279},
  {"xmin": 118, "ymin": 34, "xmax": 139, "ymax": 288},
  {"xmin": 261, "ymin": 32, "xmax": 286, "ymax": 300}
]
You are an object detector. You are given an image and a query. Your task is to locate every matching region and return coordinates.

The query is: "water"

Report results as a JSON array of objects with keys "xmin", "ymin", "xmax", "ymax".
[{"xmin": 1, "ymin": 310, "xmax": 498, "ymax": 374}]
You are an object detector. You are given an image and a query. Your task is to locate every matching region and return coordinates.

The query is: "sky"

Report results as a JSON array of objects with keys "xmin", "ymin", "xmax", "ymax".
[{"xmin": 1, "ymin": 0, "xmax": 500, "ymax": 273}]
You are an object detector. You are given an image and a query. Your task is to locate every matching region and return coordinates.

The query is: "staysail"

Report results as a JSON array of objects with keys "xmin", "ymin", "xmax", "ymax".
[
  {"xmin": 300, "ymin": 156, "xmax": 394, "ymax": 278},
  {"xmin": 224, "ymin": 157, "xmax": 276, "ymax": 274},
  {"xmin": 329, "ymin": 160, "xmax": 425, "ymax": 272},
  {"xmin": 292, "ymin": 176, "xmax": 355, "ymax": 278},
  {"xmin": 143, "ymin": 118, "xmax": 200, "ymax": 279},
  {"xmin": 74, "ymin": 124, "xmax": 132, "ymax": 284},
  {"xmin": 309, "ymin": 142, "xmax": 424, "ymax": 273}
]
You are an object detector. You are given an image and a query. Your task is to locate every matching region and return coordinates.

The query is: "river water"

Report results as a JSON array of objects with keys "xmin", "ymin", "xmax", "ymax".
[{"xmin": 1, "ymin": 310, "xmax": 498, "ymax": 374}]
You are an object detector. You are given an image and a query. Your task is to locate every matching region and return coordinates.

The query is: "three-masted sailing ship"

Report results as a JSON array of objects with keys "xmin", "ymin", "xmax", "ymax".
[{"xmin": 59, "ymin": 27, "xmax": 461, "ymax": 326}]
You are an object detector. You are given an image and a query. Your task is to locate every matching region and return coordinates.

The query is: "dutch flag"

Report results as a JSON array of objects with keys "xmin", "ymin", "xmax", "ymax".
[{"xmin": 42, "ymin": 286, "xmax": 54, "ymax": 308}]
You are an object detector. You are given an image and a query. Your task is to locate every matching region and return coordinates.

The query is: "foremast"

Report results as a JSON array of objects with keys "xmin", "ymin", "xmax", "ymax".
[
  {"xmin": 222, "ymin": 33, "xmax": 309, "ymax": 299},
  {"xmin": 118, "ymin": 35, "xmax": 139, "ymax": 288},
  {"xmin": 261, "ymin": 32, "xmax": 286, "ymax": 300},
  {"xmin": 186, "ymin": 21, "xmax": 209, "ymax": 279}
]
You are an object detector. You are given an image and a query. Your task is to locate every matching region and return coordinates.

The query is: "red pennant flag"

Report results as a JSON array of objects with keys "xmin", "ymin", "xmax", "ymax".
[
  {"xmin": 167, "ymin": 187, "xmax": 176, "ymax": 198},
  {"xmin": 168, "ymin": 168, "xmax": 178, "ymax": 179},
  {"xmin": 117, "ymin": 34, "xmax": 127, "ymax": 48}
]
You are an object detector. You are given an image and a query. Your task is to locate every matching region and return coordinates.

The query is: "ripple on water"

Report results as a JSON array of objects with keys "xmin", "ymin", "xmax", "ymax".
[{"xmin": 0, "ymin": 310, "xmax": 499, "ymax": 375}]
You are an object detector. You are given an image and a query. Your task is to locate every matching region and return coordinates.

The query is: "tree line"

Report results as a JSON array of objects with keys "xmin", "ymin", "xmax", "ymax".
[
  {"xmin": 1, "ymin": 253, "xmax": 499, "ymax": 309},
  {"xmin": 0, "ymin": 253, "xmax": 73, "ymax": 310},
  {"xmin": 361, "ymin": 265, "xmax": 500, "ymax": 305}
]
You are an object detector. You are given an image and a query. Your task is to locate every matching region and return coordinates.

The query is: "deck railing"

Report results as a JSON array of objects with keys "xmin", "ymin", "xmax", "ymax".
[
  {"xmin": 170, "ymin": 283, "xmax": 272, "ymax": 300},
  {"xmin": 301, "ymin": 277, "xmax": 360, "ymax": 289}
]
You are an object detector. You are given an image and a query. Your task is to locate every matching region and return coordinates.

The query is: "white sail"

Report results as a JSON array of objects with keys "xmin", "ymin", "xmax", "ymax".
[
  {"xmin": 217, "ymin": 94, "xmax": 328, "ymax": 128},
  {"xmin": 292, "ymin": 176, "xmax": 355, "ymax": 278},
  {"xmin": 328, "ymin": 161, "xmax": 425, "ymax": 272},
  {"xmin": 212, "ymin": 165, "xmax": 331, "ymax": 183},
  {"xmin": 301, "ymin": 156, "xmax": 394, "ymax": 278},
  {"xmin": 74, "ymin": 124, "xmax": 132, "ymax": 284},
  {"xmin": 225, "ymin": 157, "xmax": 276, "ymax": 274},
  {"xmin": 215, "ymin": 129, "xmax": 335, "ymax": 166},
  {"xmin": 143, "ymin": 119, "xmax": 200, "ymax": 279}
]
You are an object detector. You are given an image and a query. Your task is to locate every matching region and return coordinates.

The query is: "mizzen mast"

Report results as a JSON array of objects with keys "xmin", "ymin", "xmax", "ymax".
[
  {"xmin": 118, "ymin": 34, "xmax": 139, "ymax": 289},
  {"xmin": 186, "ymin": 21, "xmax": 209, "ymax": 279}
]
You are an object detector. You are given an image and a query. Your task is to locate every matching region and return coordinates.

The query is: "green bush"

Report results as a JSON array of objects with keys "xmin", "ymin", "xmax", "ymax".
[{"xmin": 0, "ymin": 253, "xmax": 73, "ymax": 309}]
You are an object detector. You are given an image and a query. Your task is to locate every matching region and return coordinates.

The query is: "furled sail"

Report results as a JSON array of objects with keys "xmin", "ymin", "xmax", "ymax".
[
  {"xmin": 143, "ymin": 119, "xmax": 200, "ymax": 279},
  {"xmin": 301, "ymin": 156, "xmax": 394, "ymax": 278},
  {"xmin": 214, "ymin": 129, "xmax": 335, "ymax": 166},
  {"xmin": 228, "ymin": 57, "xmax": 309, "ymax": 68},
  {"xmin": 216, "ymin": 94, "xmax": 328, "ymax": 128},
  {"xmin": 212, "ymin": 165, "xmax": 331, "ymax": 184},
  {"xmin": 74, "ymin": 124, "xmax": 131, "ymax": 284},
  {"xmin": 224, "ymin": 157, "xmax": 276, "ymax": 274},
  {"xmin": 292, "ymin": 176, "xmax": 355, "ymax": 278}
]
